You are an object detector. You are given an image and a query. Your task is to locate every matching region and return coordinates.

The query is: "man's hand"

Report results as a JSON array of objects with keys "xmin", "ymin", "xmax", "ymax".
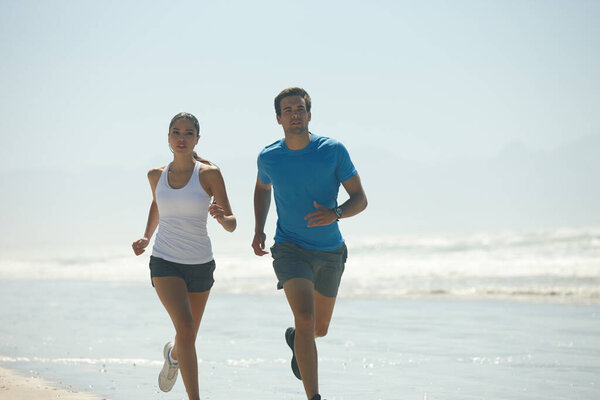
[
  {"xmin": 252, "ymin": 231, "xmax": 269, "ymax": 256},
  {"xmin": 305, "ymin": 201, "xmax": 338, "ymax": 227}
]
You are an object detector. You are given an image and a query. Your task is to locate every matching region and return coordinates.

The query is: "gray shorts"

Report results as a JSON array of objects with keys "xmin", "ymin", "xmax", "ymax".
[
  {"xmin": 270, "ymin": 241, "xmax": 347, "ymax": 298},
  {"xmin": 149, "ymin": 255, "xmax": 215, "ymax": 293}
]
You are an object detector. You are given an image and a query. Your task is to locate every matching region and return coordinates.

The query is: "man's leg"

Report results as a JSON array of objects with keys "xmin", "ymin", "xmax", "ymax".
[
  {"xmin": 283, "ymin": 278, "xmax": 319, "ymax": 399},
  {"xmin": 313, "ymin": 244, "xmax": 345, "ymax": 338},
  {"xmin": 314, "ymin": 290, "xmax": 336, "ymax": 338}
]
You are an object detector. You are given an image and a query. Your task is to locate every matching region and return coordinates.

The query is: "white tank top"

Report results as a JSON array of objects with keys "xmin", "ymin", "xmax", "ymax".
[{"xmin": 152, "ymin": 161, "xmax": 213, "ymax": 264}]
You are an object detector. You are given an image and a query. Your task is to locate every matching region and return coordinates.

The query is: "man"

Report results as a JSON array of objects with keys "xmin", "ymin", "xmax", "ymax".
[{"xmin": 252, "ymin": 87, "xmax": 368, "ymax": 400}]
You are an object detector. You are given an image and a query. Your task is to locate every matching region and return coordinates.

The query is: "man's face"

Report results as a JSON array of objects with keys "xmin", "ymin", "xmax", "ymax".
[{"xmin": 277, "ymin": 95, "xmax": 311, "ymax": 135}]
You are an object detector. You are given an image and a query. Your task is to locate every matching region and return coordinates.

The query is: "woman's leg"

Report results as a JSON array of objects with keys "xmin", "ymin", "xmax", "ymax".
[
  {"xmin": 171, "ymin": 290, "xmax": 211, "ymax": 359},
  {"xmin": 153, "ymin": 277, "xmax": 209, "ymax": 400}
]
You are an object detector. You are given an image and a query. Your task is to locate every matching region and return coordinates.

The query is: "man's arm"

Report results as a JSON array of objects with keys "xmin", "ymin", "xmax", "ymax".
[
  {"xmin": 305, "ymin": 173, "xmax": 368, "ymax": 227},
  {"xmin": 252, "ymin": 176, "xmax": 272, "ymax": 256},
  {"xmin": 338, "ymin": 173, "xmax": 368, "ymax": 218}
]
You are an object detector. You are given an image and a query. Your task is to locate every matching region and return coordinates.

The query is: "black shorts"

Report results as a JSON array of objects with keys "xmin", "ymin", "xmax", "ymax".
[
  {"xmin": 271, "ymin": 241, "xmax": 347, "ymax": 298},
  {"xmin": 149, "ymin": 255, "xmax": 215, "ymax": 293}
]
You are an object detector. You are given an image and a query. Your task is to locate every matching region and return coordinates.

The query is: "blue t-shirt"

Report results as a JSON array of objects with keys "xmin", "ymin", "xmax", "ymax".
[{"xmin": 257, "ymin": 133, "xmax": 357, "ymax": 251}]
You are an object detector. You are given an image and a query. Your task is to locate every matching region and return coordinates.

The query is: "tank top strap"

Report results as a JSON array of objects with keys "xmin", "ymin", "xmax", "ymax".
[
  {"xmin": 158, "ymin": 163, "xmax": 170, "ymax": 189},
  {"xmin": 192, "ymin": 160, "xmax": 202, "ymax": 189},
  {"xmin": 193, "ymin": 160, "xmax": 211, "ymax": 199}
]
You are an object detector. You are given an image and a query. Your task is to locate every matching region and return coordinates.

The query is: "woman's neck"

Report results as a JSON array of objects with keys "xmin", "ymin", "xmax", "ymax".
[{"xmin": 170, "ymin": 154, "xmax": 196, "ymax": 172}]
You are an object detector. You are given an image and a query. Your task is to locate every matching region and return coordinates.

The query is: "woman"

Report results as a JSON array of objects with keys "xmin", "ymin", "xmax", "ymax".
[{"xmin": 132, "ymin": 112, "xmax": 236, "ymax": 400}]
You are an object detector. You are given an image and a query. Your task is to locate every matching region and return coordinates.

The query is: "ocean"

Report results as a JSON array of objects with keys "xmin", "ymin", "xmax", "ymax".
[
  {"xmin": 0, "ymin": 227, "xmax": 599, "ymax": 399},
  {"xmin": 2, "ymin": 227, "xmax": 598, "ymax": 301}
]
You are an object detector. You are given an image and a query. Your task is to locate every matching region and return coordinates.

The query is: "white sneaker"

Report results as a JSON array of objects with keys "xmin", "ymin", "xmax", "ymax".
[{"xmin": 158, "ymin": 341, "xmax": 179, "ymax": 392}]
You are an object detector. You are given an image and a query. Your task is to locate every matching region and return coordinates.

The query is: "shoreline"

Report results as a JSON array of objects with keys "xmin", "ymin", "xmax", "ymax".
[
  {"xmin": 0, "ymin": 366, "xmax": 108, "ymax": 400},
  {"xmin": 1, "ymin": 282, "xmax": 599, "ymax": 400}
]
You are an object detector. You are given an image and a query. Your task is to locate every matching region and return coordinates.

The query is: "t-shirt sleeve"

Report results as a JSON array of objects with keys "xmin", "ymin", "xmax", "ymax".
[
  {"xmin": 257, "ymin": 154, "xmax": 272, "ymax": 185},
  {"xmin": 335, "ymin": 142, "xmax": 357, "ymax": 182}
]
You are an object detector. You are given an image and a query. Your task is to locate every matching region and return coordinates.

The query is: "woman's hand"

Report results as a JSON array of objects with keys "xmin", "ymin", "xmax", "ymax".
[
  {"xmin": 208, "ymin": 202, "xmax": 226, "ymax": 223},
  {"xmin": 132, "ymin": 237, "xmax": 149, "ymax": 256},
  {"xmin": 209, "ymin": 201, "xmax": 236, "ymax": 232}
]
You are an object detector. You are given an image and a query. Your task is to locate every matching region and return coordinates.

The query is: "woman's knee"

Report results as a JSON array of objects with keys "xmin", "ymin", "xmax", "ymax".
[{"xmin": 175, "ymin": 319, "xmax": 197, "ymax": 343}]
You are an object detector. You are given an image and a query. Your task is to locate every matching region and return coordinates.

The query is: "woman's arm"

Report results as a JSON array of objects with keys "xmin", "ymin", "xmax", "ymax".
[
  {"xmin": 132, "ymin": 168, "xmax": 162, "ymax": 255},
  {"xmin": 201, "ymin": 166, "xmax": 236, "ymax": 233}
]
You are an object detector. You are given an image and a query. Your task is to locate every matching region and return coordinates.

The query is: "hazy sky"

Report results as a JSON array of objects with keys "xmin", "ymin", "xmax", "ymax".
[{"xmin": 1, "ymin": 0, "xmax": 599, "ymax": 246}]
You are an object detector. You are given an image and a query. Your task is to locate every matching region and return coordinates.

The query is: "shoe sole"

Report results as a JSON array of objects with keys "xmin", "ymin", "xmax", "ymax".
[
  {"xmin": 158, "ymin": 341, "xmax": 178, "ymax": 392},
  {"xmin": 285, "ymin": 327, "xmax": 302, "ymax": 380}
]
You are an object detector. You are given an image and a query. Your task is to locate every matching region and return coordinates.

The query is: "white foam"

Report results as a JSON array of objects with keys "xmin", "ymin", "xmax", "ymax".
[
  {"xmin": 1, "ymin": 228, "xmax": 598, "ymax": 300},
  {"xmin": 0, "ymin": 355, "xmax": 162, "ymax": 367}
]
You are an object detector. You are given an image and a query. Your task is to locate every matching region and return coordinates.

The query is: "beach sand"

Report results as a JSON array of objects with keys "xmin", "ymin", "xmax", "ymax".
[{"xmin": 0, "ymin": 366, "xmax": 107, "ymax": 400}]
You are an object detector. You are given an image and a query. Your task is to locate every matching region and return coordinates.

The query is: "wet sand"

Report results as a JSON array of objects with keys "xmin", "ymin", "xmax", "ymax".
[
  {"xmin": 1, "ymin": 280, "xmax": 599, "ymax": 399},
  {"xmin": 0, "ymin": 366, "xmax": 108, "ymax": 400}
]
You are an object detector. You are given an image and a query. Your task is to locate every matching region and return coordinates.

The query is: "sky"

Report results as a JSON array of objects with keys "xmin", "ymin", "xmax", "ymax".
[{"xmin": 1, "ymin": 0, "xmax": 599, "ymax": 247}]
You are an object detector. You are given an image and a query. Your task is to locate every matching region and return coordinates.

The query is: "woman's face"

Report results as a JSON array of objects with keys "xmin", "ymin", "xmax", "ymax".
[{"xmin": 168, "ymin": 118, "xmax": 199, "ymax": 154}]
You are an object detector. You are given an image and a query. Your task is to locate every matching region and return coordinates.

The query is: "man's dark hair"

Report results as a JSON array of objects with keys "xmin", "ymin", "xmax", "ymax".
[{"xmin": 274, "ymin": 87, "xmax": 312, "ymax": 116}]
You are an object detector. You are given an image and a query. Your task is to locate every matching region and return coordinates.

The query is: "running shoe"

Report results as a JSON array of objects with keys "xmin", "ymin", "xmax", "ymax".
[
  {"xmin": 158, "ymin": 341, "xmax": 179, "ymax": 392},
  {"xmin": 285, "ymin": 327, "xmax": 302, "ymax": 380}
]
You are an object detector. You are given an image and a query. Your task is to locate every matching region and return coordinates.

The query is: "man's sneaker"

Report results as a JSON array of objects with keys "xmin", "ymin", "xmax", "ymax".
[
  {"xmin": 158, "ymin": 341, "xmax": 179, "ymax": 392},
  {"xmin": 285, "ymin": 327, "xmax": 302, "ymax": 380},
  {"xmin": 310, "ymin": 395, "xmax": 322, "ymax": 400}
]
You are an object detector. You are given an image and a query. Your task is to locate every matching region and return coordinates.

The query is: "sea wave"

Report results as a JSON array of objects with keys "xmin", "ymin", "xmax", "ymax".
[{"xmin": 1, "ymin": 228, "xmax": 598, "ymax": 301}]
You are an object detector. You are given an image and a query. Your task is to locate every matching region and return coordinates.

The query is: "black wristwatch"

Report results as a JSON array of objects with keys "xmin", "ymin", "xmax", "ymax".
[{"xmin": 333, "ymin": 206, "xmax": 343, "ymax": 220}]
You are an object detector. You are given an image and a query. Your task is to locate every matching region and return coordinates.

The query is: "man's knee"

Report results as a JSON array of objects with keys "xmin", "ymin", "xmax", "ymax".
[
  {"xmin": 294, "ymin": 310, "xmax": 315, "ymax": 333},
  {"xmin": 314, "ymin": 324, "xmax": 329, "ymax": 338}
]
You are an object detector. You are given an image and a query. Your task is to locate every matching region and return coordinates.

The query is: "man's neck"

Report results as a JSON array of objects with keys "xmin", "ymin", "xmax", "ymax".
[{"xmin": 284, "ymin": 131, "xmax": 311, "ymax": 151}]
